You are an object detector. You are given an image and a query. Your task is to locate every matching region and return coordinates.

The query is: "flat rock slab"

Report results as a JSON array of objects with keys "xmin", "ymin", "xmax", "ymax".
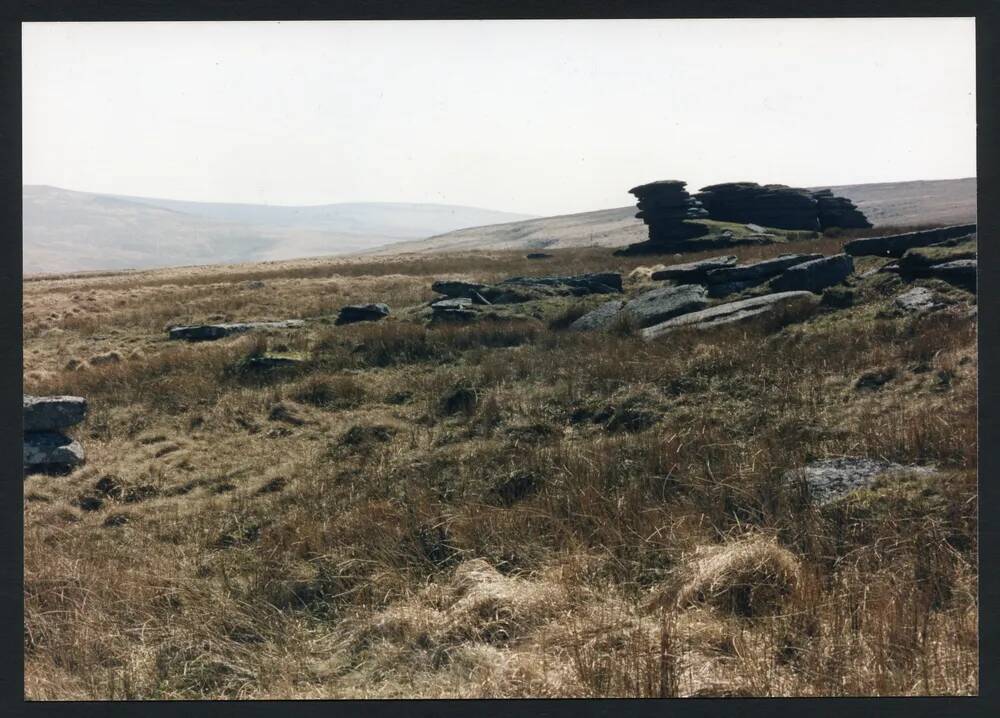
[
  {"xmin": 433, "ymin": 273, "xmax": 622, "ymax": 305},
  {"xmin": 431, "ymin": 280, "xmax": 494, "ymax": 299},
  {"xmin": 650, "ymin": 255, "xmax": 738, "ymax": 282},
  {"xmin": 705, "ymin": 254, "xmax": 823, "ymax": 286},
  {"xmin": 23, "ymin": 395, "xmax": 88, "ymax": 431},
  {"xmin": 569, "ymin": 300, "xmax": 627, "ymax": 331},
  {"xmin": 335, "ymin": 303, "xmax": 390, "ymax": 325},
  {"xmin": 622, "ymin": 284, "xmax": 709, "ymax": 328},
  {"xmin": 769, "ymin": 254, "xmax": 854, "ymax": 293},
  {"xmin": 894, "ymin": 287, "xmax": 949, "ymax": 314},
  {"xmin": 641, "ymin": 291, "xmax": 819, "ymax": 341},
  {"xmin": 24, "ymin": 431, "xmax": 85, "ymax": 470},
  {"xmin": 784, "ymin": 457, "xmax": 938, "ymax": 505},
  {"xmin": 500, "ymin": 272, "xmax": 623, "ymax": 294},
  {"xmin": 169, "ymin": 320, "xmax": 305, "ymax": 342},
  {"xmin": 843, "ymin": 225, "xmax": 977, "ymax": 258}
]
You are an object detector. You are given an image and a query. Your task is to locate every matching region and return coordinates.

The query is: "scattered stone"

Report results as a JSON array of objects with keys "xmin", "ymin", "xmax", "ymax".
[
  {"xmin": 267, "ymin": 402, "xmax": 305, "ymax": 426},
  {"xmin": 24, "ymin": 431, "xmax": 85, "ymax": 471},
  {"xmin": 235, "ymin": 354, "xmax": 305, "ymax": 374},
  {"xmin": 340, "ymin": 424, "xmax": 396, "ymax": 447},
  {"xmin": 843, "ymin": 225, "xmax": 976, "ymax": 258},
  {"xmin": 335, "ymin": 303, "xmax": 390, "ymax": 325},
  {"xmin": 168, "ymin": 320, "xmax": 305, "ymax": 342},
  {"xmin": 431, "ymin": 280, "xmax": 493, "ymax": 299},
  {"xmin": 784, "ymin": 457, "xmax": 938, "ymax": 505},
  {"xmin": 431, "ymin": 298, "xmax": 480, "ymax": 323},
  {"xmin": 894, "ymin": 287, "xmax": 949, "ymax": 314},
  {"xmin": 854, "ymin": 368, "xmax": 897, "ymax": 391},
  {"xmin": 650, "ymin": 255, "xmax": 738, "ymax": 282},
  {"xmin": 243, "ymin": 280, "xmax": 266, "ymax": 289},
  {"xmin": 23, "ymin": 395, "xmax": 87, "ymax": 431},
  {"xmin": 641, "ymin": 291, "xmax": 820, "ymax": 340},
  {"xmin": 76, "ymin": 495, "xmax": 103, "ymax": 512},
  {"xmin": 103, "ymin": 513, "xmax": 130, "ymax": 528},
  {"xmin": 432, "ymin": 272, "xmax": 622, "ymax": 305},
  {"xmin": 499, "ymin": 272, "xmax": 623, "ymax": 294},
  {"xmin": 526, "ymin": 252, "xmax": 553, "ymax": 259},
  {"xmin": 769, "ymin": 254, "xmax": 854, "ymax": 293},
  {"xmin": 705, "ymin": 254, "xmax": 823, "ymax": 287}
]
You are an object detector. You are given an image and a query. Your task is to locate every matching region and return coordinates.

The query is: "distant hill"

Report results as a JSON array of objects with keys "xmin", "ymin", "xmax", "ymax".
[
  {"xmin": 22, "ymin": 186, "xmax": 535, "ymax": 274},
  {"xmin": 373, "ymin": 178, "xmax": 976, "ymax": 256}
]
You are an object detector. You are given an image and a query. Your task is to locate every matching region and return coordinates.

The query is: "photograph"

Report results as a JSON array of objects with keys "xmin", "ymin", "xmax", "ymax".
[{"xmin": 21, "ymin": 17, "xmax": 978, "ymax": 699}]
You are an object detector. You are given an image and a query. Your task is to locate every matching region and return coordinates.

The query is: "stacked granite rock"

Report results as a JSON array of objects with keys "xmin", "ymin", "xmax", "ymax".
[
  {"xmin": 696, "ymin": 183, "xmax": 821, "ymax": 231},
  {"xmin": 24, "ymin": 395, "xmax": 88, "ymax": 473},
  {"xmin": 625, "ymin": 180, "xmax": 709, "ymax": 252},
  {"xmin": 811, "ymin": 189, "xmax": 872, "ymax": 229}
]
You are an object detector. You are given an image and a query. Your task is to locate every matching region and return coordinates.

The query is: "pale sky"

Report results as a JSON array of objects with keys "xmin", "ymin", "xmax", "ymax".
[{"xmin": 22, "ymin": 18, "xmax": 975, "ymax": 216}]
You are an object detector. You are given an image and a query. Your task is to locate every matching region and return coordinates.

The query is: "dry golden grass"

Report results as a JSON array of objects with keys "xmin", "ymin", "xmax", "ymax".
[{"xmin": 23, "ymin": 233, "xmax": 977, "ymax": 698}]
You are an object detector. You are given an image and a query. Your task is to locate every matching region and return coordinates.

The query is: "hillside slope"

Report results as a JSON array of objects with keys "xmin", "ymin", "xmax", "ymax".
[
  {"xmin": 374, "ymin": 178, "xmax": 976, "ymax": 256},
  {"xmin": 23, "ymin": 186, "xmax": 535, "ymax": 274}
]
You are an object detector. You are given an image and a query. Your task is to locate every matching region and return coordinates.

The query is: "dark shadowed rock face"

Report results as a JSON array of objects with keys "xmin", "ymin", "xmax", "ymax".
[
  {"xmin": 431, "ymin": 280, "xmax": 493, "ymax": 299},
  {"xmin": 335, "ymin": 304, "xmax": 390, "ymax": 325},
  {"xmin": 925, "ymin": 260, "xmax": 976, "ymax": 292},
  {"xmin": 650, "ymin": 255, "xmax": 738, "ymax": 282},
  {"xmin": 641, "ymin": 291, "xmax": 819, "ymax": 340},
  {"xmin": 24, "ymin": 431, "xmax": 85, "ymax": 471},
  {"xmin": 843, "ymin": 225, "xmax": 977, "ymax": 258},
  {"xmin": 169, "ymin": 320, "xmax": 305, "ymax": 341},
  {"xmin": 769, "ymin": 254, "xmax": 854, "ymax": 293},
  {"xmin": 696, "ymin": 183, "xmax": 820, "ymax": 230},
  {"xmin": 23, "ymin": 395, "xmax": 88, "ymax": 431},
  {"xmin": 784, "ymin": 457, "xmax": 937, "ymax": 505}
]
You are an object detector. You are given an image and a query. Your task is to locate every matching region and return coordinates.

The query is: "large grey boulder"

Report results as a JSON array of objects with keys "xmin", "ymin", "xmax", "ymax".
[
  {"xmin": 23, "ymin": 395, "xmax": 88, "ymax": 431},
  {"xmin": 641, "ymin": 291, "xmax": 819, "ymax": 340},
  {"xmin": 784, "ymin": 457, "xmax": 937, "ymax": 505},
  {"xmin": 622, "ymin": 284, "xmax": 709, "ymax": 328},
  {"xmin": 650, "ymin": 255, "xmax": 738, "ymax": 282},
  {"xmin": 169, "ymin": 320, "xmax": 305, "ymax": 342},
  {"xmin": 769, "ymin": 254, "xmax": 854, "ymax": 293},
  {"xmin": 568, "ymin": 300, "xmax": 627, "ymax": 331},
  {"xmin": 704, "ymin": 254, "xmax": 823, "ymax": 286},
  {"xmin": 24, "ymin": 431, "xmax": 85, "ymax": 471},
  {"xmin": 843, "ymin": 225, "xmax": 976, "ymax": 258},
  {"xmin": 335, "ymin": 303, "xmax": 390, "ymax": 325}
]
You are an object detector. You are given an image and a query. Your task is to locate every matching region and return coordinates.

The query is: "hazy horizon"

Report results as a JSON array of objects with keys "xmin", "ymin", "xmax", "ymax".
[{"xmin": 23, "ymin": 19, "xmax": 975, "ymax": 217}]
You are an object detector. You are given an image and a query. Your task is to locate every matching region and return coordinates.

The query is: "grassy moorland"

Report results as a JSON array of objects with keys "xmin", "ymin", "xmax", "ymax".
[{"xmin": 23, "ymin": 226, "xmax": 977, "ymax": 698}]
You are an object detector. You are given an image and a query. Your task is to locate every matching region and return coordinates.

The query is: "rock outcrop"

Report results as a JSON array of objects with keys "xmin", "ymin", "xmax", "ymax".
[
  {"xmin": 769, "ymin": 254, "xmax": 854, "ymax": 293},
  {"xmin": 843, "ymin": 225, "xmax": 976, "ymax": 258},
  {"xmin": 571, "ymin": 285, "xmax": 708, "ymax": 331},
  {"xmin": 616, "ymin": 180, "xmax": 709, "ymax": 255},
  {"xmin": 893, "ymin": 287, "xmax": 950, "ymax": 314},
  {"xmin": 784, "ymin": 457, "xmax": 937, "ymax": 505},
  {"xmin": 650, "ymin": 255, "xmax": 738, "ymax": 283},
  {"xmin": 810, "ymin": 189, "xmax": 872, "ymax": 229},
  {"xmin": 335, "ymin": 303, "xmax": 391, "ymax": 325},
  {"xmin": 24, "ymin": 394, "xmax": 88, "ymax": 472},
  {"xmin": 641, "ymin": 291, "xmax": 820, "ymax": 340},
  {"xmin": 432, "ymin": 272, "xmax": 622, "ymax": 306},
  {"xmin": 568, "ymin": 300, "xmax": 628, "ymax": 331},
  {"xmin": 925, "ymin": 259, "xmax": 976, "ymax": 293},
  {"xmin": 169, "ymin": 320, "xmax": 306, "ymax": 342},
  {"xmin": 696, "ymin": 183, "xmax": 820, "ymax": 231},
  {"xmin": 702, "ymin": 254, "xmax": 823, "ymax": 297}
]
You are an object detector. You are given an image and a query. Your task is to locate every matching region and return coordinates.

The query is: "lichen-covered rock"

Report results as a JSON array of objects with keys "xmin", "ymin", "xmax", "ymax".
[
  {"xmin": 622, "ymin": 284, "xmax": 709, "ymax": 328},
  {"xmin": 24, "ymin": 431, "xmax": 85, "ymax": 470},
  {"xmin": 650, "ymin": 255, "xmax": 738, "ymax": 282},
  {"xmin": 784, "ymin": 457, "xmax": 938, "ymax": 504},
  {"xmin": 23, "ymin": 395, "xmax": 88, "ymax": 431},
  {"xmin": 843, "ymin": 225, "xmax": 976, "ymax": 258},
  {"xmin": 894, "ymin": 287, "xmax": 949, "ymax": 314},
  {"xmin": 705, "ymin": 254, "xmax": 823, "ymax": 286},
  {"xmin": 641, "ymin": 291, "xmax": 819, "ymax": 340}
]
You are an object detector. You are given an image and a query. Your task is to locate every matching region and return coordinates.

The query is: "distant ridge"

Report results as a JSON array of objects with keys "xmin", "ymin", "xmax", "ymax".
[
  {"xmin": 23, "ymin": 185, "xmax": 536, "ymax": 274},
  {"xmin": 369, "ymin": 178, "xmax": 976, "ymax": 256}
]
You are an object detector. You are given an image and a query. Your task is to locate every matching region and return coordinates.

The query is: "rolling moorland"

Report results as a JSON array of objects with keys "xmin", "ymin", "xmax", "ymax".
[{"xmin": 22, "ymin": 190, "xmax": 977, "ymax": 698}]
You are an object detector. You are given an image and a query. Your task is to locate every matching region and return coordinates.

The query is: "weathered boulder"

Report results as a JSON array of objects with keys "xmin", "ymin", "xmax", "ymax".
[
  {"xmin": 784, "ymin": 457, "xmax": 937, "ymax": 505},
  {"xmin": 894, "ymin": 287, "xmax": 949, "ymax": 314},
  {"xmin": 705, "ymin": 254, "xmax": 823, "ymax": 286},
  {"xmin": 898, "ymin": 242, "xmax": 977, "ymax": 276},
  {"xmin": 169, "ymin": 320, "xmax": 305, "ymax": 342},
  {"xmin": 430, "ymin": 298, "xmax": 480, "ymax": 322},
  {"xmin": 431, "ymin": 280, "xmax": 494, "ymax": 299},
  {"xmin": 24, "ymin": 431, "xmax": 85, "ymax": 471},
  {"xmin": 641, "ymin": 291, "xmax": 819, "ymax": 340},
  {"xmin": 843, "ymin": 225, "xmax": 976, "ymax": 258},
  {"xmin": 526, "ymin": 252, "xmax": 553, "ymax": 259},
  {"xmin": 769, "ymin": 254, "xmax": 853, "ymax": 293},
  {"xmin": 335, "ymin": 304, "xmax": 390, "ymax": 325},
  {"xmin": 499, "ymin": 272, "xmax": 623, "ymax": 294},
  {"xmin": 568, "ymin": 300, "xmax": 627, "ymax": 331},
  {"xmin": 924, "ymin": 259, "xmax": 976, "ymax": 292},
  {"xmin": 622, "ymin": 284, "xmax": 709, "ymax": 328},
  {"xmin": 23, "ymin": 395, "xmax": 88, "ymax": 431},
  {"xmin": 650, "ymin": 255, "xmax": 738, "ymax": 282}
]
